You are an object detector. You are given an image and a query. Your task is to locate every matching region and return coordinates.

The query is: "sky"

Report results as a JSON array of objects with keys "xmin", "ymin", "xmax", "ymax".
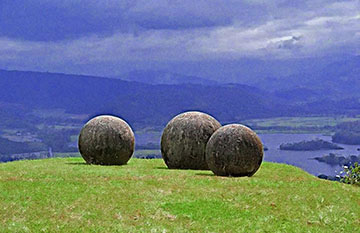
[{"xmin": 0, "ymin": 0, "xmax": 359, "ymax": 81}]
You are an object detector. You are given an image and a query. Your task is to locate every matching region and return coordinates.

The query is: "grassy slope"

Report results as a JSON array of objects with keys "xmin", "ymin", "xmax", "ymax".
[{"xmin": 0, "ymin": 158, "xmax": 359, "ymax": 232}]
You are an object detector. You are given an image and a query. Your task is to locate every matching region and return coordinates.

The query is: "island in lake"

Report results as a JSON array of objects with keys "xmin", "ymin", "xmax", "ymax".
[
  {"xmin": 332, "ymin": 121, "xmax": 360, "ymax": 145},
  {"xmin": 279, "ymin": 139, "xmax": 344, "ymax": 151},
  {"xmin": 313, "ymin": 153, "xmax": 360, "ymax": 166}
]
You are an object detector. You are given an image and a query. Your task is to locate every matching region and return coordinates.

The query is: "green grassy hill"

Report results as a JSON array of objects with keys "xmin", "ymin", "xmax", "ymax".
[{"xmin": 0, "ymin": 158, "xmax": 359, "ymax": 232}]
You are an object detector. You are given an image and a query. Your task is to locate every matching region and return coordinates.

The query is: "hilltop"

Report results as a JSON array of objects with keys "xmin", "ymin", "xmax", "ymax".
[{"xmin": 0, "ymin": 158, "xmax": 358, "ymax": 232}]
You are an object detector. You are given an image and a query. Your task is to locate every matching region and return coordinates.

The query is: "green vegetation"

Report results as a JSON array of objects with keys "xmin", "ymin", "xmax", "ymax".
[
  {"xmin": 332, "ymin": 121, "xmax": 360, "ymax": 145},
  {"xmin": 341, "ymin": 163, "xmax": 360, "ymax": 186},
  {"xmin": 244, "ymin": 116, "xmax": 360, "ymax": 134},
  {"xmin": 0, "ymin": 137, "xmax": 46, "ymax": 155},
  {"xmin": 53, "ymin": 152, "xmax": 81, "ymax": 158},
  {"xmin": 134, "ymin": 149, "xmax": 161, "ymax": 157},
  {"xmin": 0, "ymin": 158, "xmax": 359, "ymax": 232},
  {"xmin": 314, "ymin": 154, "xmax": 360, "ymax": 167},
  {"xmin": 31, "ymin": 109, "xmax": 88, "ymax": 121},
  {"xmin": 38, "ymin": 126, "xmax": 79, "ymax": 152},
  {"xmin": 0, "ymin": 108, "xmax": 82, "ymax": 158},
  {"xmin": 54, "ymin": 151, "xmax": 161, "ymax": 159}
]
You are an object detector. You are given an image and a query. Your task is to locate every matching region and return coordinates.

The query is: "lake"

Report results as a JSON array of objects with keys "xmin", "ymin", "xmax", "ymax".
[
  {"xmin": 259, "ymin": 133, "xmax": 359, "ymax": 177},
  {"xmin": 135, "ymin": 132, "xmax": 360, "ymax": 177}
]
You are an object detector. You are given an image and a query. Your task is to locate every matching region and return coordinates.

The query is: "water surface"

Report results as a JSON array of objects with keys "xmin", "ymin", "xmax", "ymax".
[{"xmin": 259, "ymin": 134, "xmax": 359, "ymax": 177}]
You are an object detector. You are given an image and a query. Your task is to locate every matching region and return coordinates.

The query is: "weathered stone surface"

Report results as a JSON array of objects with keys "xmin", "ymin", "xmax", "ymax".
[
  {"xmin": 206, "ymin": 124, "xmax": 263, "ymax": 177},
  {"xmin": 78, "ymin": 115, "xmax": 135, "ymax": 165},
  {"xmin": 161, "ymin": 111, "xmax": 221, "ymax": 170}
]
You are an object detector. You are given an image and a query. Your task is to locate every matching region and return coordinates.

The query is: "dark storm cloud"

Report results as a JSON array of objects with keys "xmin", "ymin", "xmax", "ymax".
[
  {"xmin": 0, "ymin": 0, "xmax": 359, "ymax": 76},
  {"xmin": 0, "ymin": 0, "xmax": 272, "ymax": 41},
  {"xmin": 0, "ymin": 0, "xmax": 133, "ymax": 41}
]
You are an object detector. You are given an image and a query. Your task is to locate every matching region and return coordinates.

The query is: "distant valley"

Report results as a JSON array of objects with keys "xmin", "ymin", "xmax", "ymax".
[{"xmin": 0, "ymin": 63, "xmax": 360, "ymax": 159}]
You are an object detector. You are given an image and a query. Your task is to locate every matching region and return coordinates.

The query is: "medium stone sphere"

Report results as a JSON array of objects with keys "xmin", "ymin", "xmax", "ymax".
[
  {"xmin": 161, "ymin": 111, "xmax": 221, "ymax": 170},
  {"xmin": 78, "ymin": 115, "xmax": 135, "ymax": 165},
  {"xmin": 206, "ymin": 124, "xmax": 263, "ymax": 177}
]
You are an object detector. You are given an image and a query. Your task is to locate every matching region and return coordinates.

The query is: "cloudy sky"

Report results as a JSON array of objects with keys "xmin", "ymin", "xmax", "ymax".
[{"xmin": 0, "ymin": 0, "xmax": 359, "ymax": 80}]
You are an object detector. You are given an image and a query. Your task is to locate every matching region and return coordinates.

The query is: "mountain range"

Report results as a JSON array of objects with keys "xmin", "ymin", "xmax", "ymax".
[
  {"xmin": 251, "ymin": 56, "xmax": 360, "ymax": 101},
  {"xmin": 0, "ymin": 55, "xmax": 359, "ymax": 128},
  {"xmin": 0, "ymin": 69, "xmax": 285, "ymax": 127}
]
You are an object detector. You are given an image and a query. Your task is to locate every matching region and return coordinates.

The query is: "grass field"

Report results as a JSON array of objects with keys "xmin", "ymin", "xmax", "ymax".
[
  {"xmin": 0, "ymin": 158, "xmax": 359, "ymax": 232},
  {"xmin": 54, "ymin": 151, "xmax": 161, "ymax": 158}
]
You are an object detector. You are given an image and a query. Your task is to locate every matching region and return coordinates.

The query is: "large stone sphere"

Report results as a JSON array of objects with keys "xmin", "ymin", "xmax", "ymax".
[
  {"xmin": 161, "ymin": 111, "xmax": 221, "ymax": 170},
  {"xmin": 206, "ymin": 124, "xmax": 263, "ymax": 177},
  {"xmin": 78, "ymin": 115, "xmax": 135, "ymax": 165}
]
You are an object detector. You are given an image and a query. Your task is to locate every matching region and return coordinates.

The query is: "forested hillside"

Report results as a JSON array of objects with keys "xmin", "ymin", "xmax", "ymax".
[{"xmin": 0, "ymin": 69, "xmax": 288, "ymax": 126}]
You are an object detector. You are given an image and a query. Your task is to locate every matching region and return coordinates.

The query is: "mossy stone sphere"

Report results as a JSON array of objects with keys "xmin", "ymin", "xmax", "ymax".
[
  {"xmin": 161, "ymin": 111, "xmax": 221, "ymax": 170},
  {"xmin": 78, "ymin": 115, "xmax": 135, "ymax": 165},
  {"xmin": 206, "ymin": 124, "xmax": 263, "ymax": 177}
]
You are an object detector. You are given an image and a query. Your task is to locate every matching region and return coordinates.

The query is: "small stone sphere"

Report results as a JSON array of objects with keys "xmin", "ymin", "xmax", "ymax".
[
  {"xmin": 78, "ymin": 115, "xmax": 135, "ymax": 165},
  {"xmin": 206, "ymin": 124, "xmax": 264, "ymax": 177},
  {"xmin": 161, "ymin": 111, "xmax": 221, "ymax": 170}
]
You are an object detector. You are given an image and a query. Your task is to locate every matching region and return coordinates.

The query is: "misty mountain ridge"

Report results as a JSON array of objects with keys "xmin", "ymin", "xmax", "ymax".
[
  {"xmin": 251, "ymin": 56, "xmax": 360, "ymax": 100},
  {"xmin": 117, "ymin": 70, "xmax": 218, "ymax": 86},
  {"xmin": 0, "ymin": 69, "xmax": 285, "ymax": 127},
  {"xmin": 113, "ymin": 56, "xmax": 360, "ymax": 102},
  {"xmin": 1, "ymin": 60, "xmax": 359, "ymax": 128}
]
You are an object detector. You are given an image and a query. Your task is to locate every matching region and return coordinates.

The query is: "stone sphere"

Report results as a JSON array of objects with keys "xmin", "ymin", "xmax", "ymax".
[
  {"xmin": 161, "ymin": 111, "xmax": 221, "ymax": 170},
  {"xmin": 78, "ymin": 115, "xmax": 135, "ymax": 165},
  {"xmin": 206, "ymin": 124, "xmax": 263, "ymax": 177}
]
